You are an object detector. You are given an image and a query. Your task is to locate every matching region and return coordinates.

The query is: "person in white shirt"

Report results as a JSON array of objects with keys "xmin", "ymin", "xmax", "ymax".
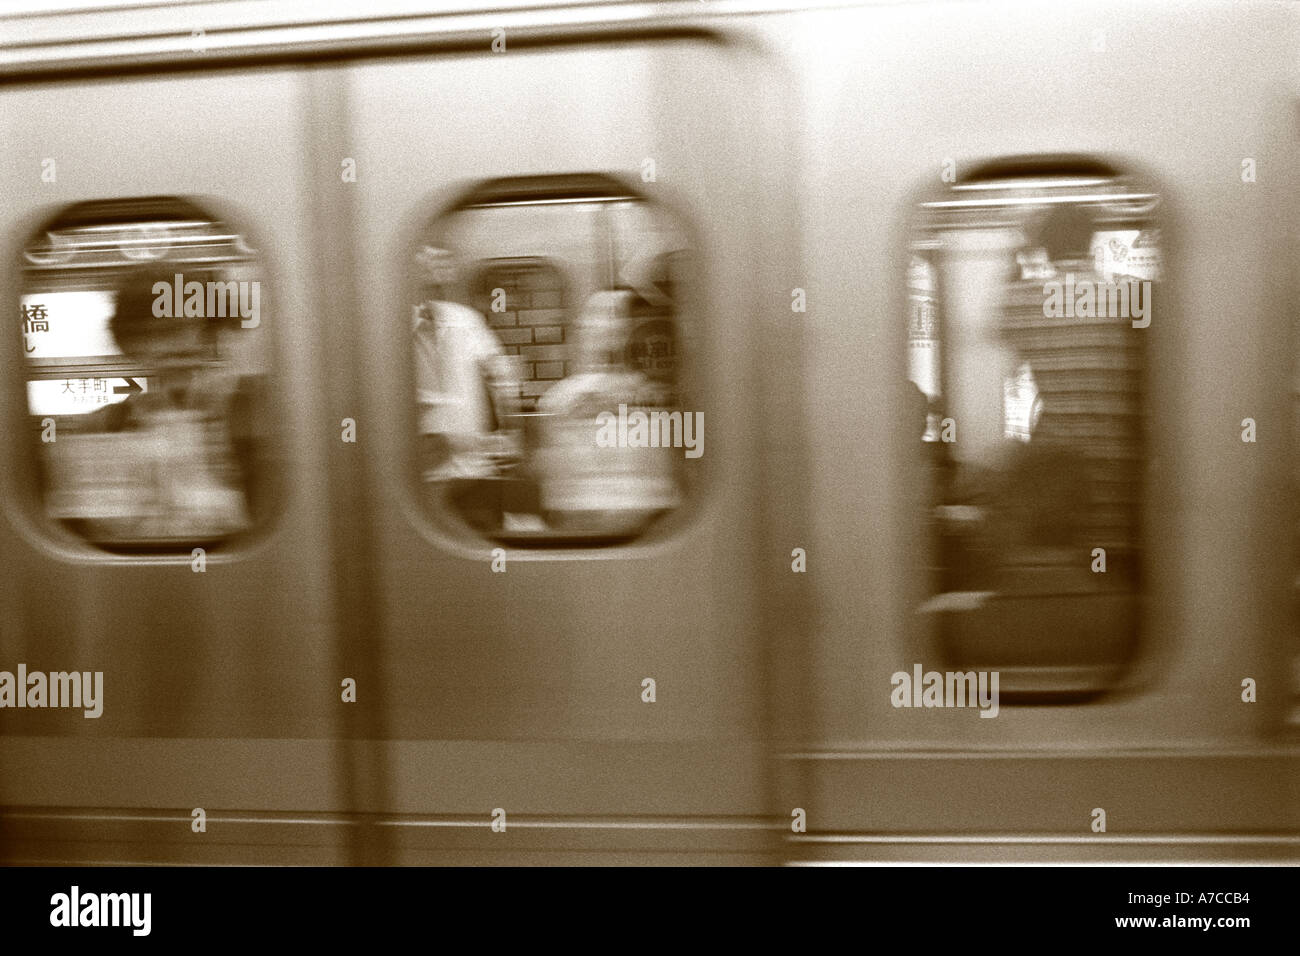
[
  {"xmin": 411, "ymin": 245, "xmax": 520, "ymax": 482},
  {"xmin": 537, "ymin": 289, "xmax": 678, "ymax": 535}
]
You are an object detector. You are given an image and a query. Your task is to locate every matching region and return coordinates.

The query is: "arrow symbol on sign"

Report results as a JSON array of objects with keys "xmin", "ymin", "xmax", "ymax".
[{"xmin": 113, "ymin": 378, "xmax": 144, "ymax": 396}]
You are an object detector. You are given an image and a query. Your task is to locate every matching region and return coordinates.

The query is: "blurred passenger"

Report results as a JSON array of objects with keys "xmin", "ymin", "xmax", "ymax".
[
  {"xmin": 412, "ymin": 245, "xmax": 521, "ymax": 481},
  {"xmin": 412, "ymin": 246, "xmax": 522, "ymax": 531},
  {"xmin": 537, "ymin": 290, "xmax": 678, "ymax": 536},
  {"xmin": 936, "ymin": 207, "xmax": 1104, "ymax": 593},
  {"xmin": 53, "ymin": 264, "xmax": 251, "ymax": 541},
  {"xmin": 988, "ymin": 206, "xmax": 1102, "ymax": 590}
]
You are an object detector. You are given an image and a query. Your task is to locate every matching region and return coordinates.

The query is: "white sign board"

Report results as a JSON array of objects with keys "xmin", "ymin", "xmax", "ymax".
[
  {"xmin": 28, "ymin": 377, "xmax": 147, "ymax": 417},
  {"xmin": 21, "ymin": 290, "xmax": 121, "ymax": 360}
]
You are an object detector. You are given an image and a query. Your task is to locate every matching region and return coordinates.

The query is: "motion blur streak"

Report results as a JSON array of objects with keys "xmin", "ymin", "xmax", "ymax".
[{"xmin": 0, "ymin": 0, "xmax": 1296, "ymax": 866}]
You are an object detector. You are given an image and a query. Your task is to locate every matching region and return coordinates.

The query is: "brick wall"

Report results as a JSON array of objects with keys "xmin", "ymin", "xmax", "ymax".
[{"xmin": 471, "ymin": 258, "xmax": 570, "ymax": 412}]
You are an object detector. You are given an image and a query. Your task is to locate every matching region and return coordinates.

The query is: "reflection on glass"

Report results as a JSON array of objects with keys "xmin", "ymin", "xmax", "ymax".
[
  {"xmin": 909, "ymin": 164, "xmax": 1157, "ymax": 695},
  {"xmin": 412, "ymin": 182, "xmax": 692, "ymax": 542},
  {"xmin": 23, "ymin": 202, "xmax": 269, "ymax": 547}
]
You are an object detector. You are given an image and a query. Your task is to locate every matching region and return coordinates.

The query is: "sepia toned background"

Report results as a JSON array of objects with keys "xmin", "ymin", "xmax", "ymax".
[{"xmin": 0, "ymin": 0, "xmax": 1295, "ymax": 865}]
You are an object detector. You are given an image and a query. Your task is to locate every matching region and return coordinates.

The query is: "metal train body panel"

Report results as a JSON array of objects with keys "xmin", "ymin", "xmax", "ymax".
[{"xmin": 0, "ymin": 0, "xmax": 1294, "ymax": 864}]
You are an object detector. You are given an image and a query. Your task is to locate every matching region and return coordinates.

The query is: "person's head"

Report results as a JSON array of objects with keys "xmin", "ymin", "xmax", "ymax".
[
  {"xmin": 415, "ymin": 245, "xmax": 460, "ymax": 302},
  {"xmin": 111, "ymin": 265, "xmax": 211, "ymax": 367},
  {"xmin": 1027, "ymin": 204, "xmax": 1097, "ymax": 264}
]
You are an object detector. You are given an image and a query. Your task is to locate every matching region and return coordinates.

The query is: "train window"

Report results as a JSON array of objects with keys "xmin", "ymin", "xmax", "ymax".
[
  {"xmin": 411, "ymin": 174, "xmax": 694, "ymax": 544},
  {"xmin": 20, "ymin": 198, "xmax": 272, "ymax": 551},
  {"xmin": 907, "ymin": 158, "xmax": 1158, "ymax": 697}
]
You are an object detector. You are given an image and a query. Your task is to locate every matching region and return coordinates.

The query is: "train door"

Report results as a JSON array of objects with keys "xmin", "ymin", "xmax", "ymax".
[
  {"xmin": 336, "ymin": 30, "xmax": 794, "ymax": 862},
  {"xmin": 0, "ymin": 70, "xmax": 352, "ymax": 863},
  {"xmin": 776, "ymin": 2, "xmax": 1300, "ymax": 861}
]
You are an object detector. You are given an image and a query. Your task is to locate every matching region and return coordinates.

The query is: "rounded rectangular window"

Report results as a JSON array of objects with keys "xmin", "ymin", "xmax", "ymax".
[
  {"xmin": 907, "ymin": 158, "xmax": 1158, "ymax": 698},
  {"xmin": 411, "ymin": 175, "xmax": 696, "ymax": 544},
  {"xmin": 21, "ymin": 198, "xmax": 273, "ymax": 551}
]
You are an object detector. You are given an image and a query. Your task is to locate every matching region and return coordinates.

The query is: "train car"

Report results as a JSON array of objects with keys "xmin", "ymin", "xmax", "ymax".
[{"xmin": 0, "ymin": 0, "xmax": 1295, "ymax": 866}]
